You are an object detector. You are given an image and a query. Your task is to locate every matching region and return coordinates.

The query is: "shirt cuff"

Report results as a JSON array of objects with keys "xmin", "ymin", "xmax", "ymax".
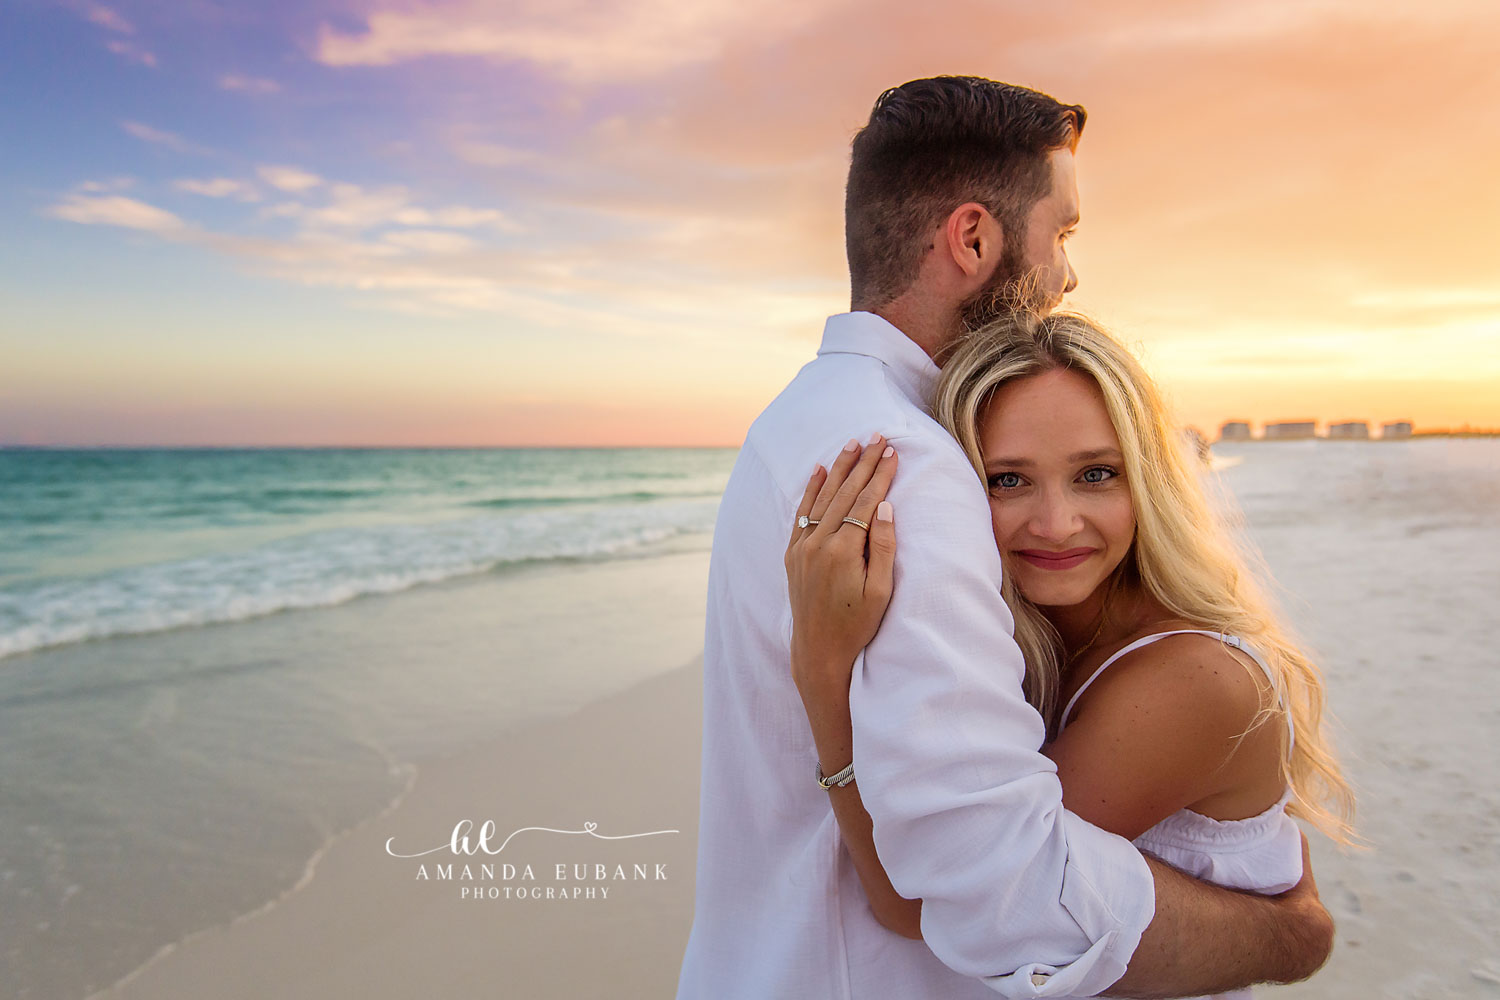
[{"xmin": 977, "ymin": 811, "xmax": 1156, "ymax": 998}]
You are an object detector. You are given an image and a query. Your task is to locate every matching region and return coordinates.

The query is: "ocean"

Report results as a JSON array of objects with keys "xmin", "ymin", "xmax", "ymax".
[
  {"xmin": 0, "ymin": 447, "xmax": 733, "ymax": 660},
  {"xmin": 1, "ymin": 440, "xmax": 1496, "ymax": 998},
  {"xmin": 0, "ymin": 447, "xmax": 734, "ymax": 999}
]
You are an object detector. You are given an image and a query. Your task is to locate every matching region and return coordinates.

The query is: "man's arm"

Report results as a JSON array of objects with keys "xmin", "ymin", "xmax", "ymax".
[{"xmin": 1113, "ymin": 850, "xmax": 1333, "ymax": 998}]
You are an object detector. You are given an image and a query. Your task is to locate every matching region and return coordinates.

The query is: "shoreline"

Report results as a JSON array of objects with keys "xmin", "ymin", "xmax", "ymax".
[
  {"xmin": 89, "ymin": 754, "xmax": 423, "ymax": 999},
  {"xmin": 91, "ymin": 653, "xmax": 705, "ymax": 999},
  {"xmin": 1, "ymin": 544, "xmax": 711, "ymax": 1000}
]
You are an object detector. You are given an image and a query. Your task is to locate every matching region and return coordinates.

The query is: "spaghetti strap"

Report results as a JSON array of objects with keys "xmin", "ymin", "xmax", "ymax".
[{"xmin": 1059, "ymin": 630, "xmax": 1296, "ymax": 756}]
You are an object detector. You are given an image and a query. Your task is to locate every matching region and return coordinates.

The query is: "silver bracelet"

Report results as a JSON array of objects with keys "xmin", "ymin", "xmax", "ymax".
[{"xmin": 815, "ymin": 759, "xmax": 855, "ymax": 789}]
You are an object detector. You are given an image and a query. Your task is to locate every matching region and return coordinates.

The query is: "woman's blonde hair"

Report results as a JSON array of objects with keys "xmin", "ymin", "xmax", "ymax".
[{"xmin": 933, "ymin": 311, "xmax": 1357, "ymax": 845}]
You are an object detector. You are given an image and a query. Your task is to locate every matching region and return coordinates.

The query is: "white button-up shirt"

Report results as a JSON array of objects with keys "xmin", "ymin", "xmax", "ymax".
[{"xmin": 675, "ymin": 311, "xmax": 1155, "ymax": 999}]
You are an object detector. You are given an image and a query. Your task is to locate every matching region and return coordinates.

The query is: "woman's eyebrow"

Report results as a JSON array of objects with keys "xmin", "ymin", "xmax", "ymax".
[
  {"xmin": 1068, "ymin": 448, "xmax": 1122, "ymax": 461},
  {"xmin": 983, "ymin": 447, "xmax": 1122, "ymax": 470}
]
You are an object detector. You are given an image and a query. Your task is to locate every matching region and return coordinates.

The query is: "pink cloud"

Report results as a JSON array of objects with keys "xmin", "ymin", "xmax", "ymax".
[
  {"xmin": 436, "ymin": 0, "xmax": 1500, "ymax": 320},
  {"xmin": 257, "ymin": 165, "xmax": 323, "ymax": 192},
  {"xmin": 121, "ymin": 120, "xmax": 213, "ymax": 155},
  {"xmin": 315, "ymin": 0, "xmax": 840, "ymax": 81},
  {"xmin": 106, "ymin": 38, "xmax": 157, "ymax": 67},
  {"xmin": 85, "ymin": 3, "xmax": 133, "ymax": 34},
  {"xmin": 48, "ymin": 194, "xmax": 189, "ymax": 234},
  {"xmin": 219, "ymin": 74, "xmax": 281, "ymax": 95},
  {"xmin": 174, "ymin": 178, "xmax": 262, "ymax": 201}
]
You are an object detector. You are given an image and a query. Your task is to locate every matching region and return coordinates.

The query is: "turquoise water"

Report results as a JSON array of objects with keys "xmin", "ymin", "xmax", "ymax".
[{"xmin": 0, "ymin": 448, "xmax": 736, "ymax": 660}]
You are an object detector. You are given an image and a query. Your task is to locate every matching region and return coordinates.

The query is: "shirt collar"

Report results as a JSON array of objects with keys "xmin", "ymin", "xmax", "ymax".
[{"xmin": 815, "ymin": 311, "xmax": 941, "ymax": 412}]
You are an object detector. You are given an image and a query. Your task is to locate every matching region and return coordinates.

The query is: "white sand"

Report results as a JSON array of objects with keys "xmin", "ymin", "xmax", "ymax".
[
  {"xmin": 92, "ymin": 657, "xmax": 704, "ymax": 1000},
  {"xmin": 1226, "ymin": 443, "xmax": 1500, "ymax": 1000}
]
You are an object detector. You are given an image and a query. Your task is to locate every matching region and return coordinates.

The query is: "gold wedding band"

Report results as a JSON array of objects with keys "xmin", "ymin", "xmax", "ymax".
[{"xmin": 841, "ymin": 516, "xmax": 869, "ymax": 531}]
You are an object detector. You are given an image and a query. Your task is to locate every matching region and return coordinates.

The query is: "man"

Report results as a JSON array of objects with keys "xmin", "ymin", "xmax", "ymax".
[{"xmin": 675, "ymin": 76, "xmax": 1333, "ymax": 999}]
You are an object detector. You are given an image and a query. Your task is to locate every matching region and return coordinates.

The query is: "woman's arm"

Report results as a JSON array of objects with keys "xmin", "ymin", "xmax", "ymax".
[
  {"xmin": 794, "ymin": 647, "xmax": 925, "ymax": 938},
  {"xmin": 784, "ymin": 439, "xmax": 923, "ymax": 937}
]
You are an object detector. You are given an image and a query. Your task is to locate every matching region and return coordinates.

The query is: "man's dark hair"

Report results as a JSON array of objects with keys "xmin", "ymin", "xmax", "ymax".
[{"xmin": 845, "ymin": 76, "xmax": 1086, "ymax": 309}]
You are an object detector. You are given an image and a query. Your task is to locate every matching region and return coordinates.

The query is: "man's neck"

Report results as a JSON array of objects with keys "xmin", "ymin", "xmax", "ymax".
[{"xmin": 862, "ymin": 298, "xmax": 961, "ymax": 366}]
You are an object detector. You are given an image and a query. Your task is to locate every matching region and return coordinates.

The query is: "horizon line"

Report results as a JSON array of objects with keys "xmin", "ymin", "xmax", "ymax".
[{"xmin": 0, "ymin": 442, "xmax": 746, "ymax": 451}]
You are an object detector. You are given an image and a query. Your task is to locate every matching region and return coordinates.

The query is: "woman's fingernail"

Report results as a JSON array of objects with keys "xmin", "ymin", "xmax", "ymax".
[
  {"xmin": 882, "ymin": 446, "xmax": 894, "ymax": 458},
  {"xmin": 844, "ymin": 438, "xmax": 859, "ymax": 452},
  {"xmin": 813, "ymin": 462, "xmax": 823, "ymax": 476},
  {"xmin": 877, "ymin": 501, "xmax": 893, "ymax": 522},
  {"xmin": 867, "ymin": 432, "xmax": 882, "ymax": 445}
]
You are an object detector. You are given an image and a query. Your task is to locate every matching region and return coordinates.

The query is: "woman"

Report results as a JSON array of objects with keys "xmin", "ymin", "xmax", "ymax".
[{"xmin": 783, "ymin": 311, "xmax": 1355, "ymax": 996}]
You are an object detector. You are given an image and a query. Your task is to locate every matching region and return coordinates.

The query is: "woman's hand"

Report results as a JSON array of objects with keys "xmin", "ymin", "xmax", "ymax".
[{"xmin": 783, "ymin": 435, "xmax": 898, "ymax": 700}]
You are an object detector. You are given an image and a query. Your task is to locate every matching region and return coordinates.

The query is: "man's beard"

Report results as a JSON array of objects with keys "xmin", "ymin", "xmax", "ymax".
[{"xmin": 957, "ymin": 238, "xmax": 1060, "ymax": 332}]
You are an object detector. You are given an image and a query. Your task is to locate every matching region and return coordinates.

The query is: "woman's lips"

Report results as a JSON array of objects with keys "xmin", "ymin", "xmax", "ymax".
[{"xmin": 1015, "ymin": 548, "xmax": 1097, "ymax": 571}]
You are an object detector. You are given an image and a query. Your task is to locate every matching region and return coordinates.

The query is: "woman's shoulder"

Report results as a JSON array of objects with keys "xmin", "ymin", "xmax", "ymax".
[
  {"xmin": 1069, "ymin": 622, "xmax": 1275, "ymax": 737},
  {"xmin": 1049, "ymin": 621, "xmax": 1292, "ymax": 828}
]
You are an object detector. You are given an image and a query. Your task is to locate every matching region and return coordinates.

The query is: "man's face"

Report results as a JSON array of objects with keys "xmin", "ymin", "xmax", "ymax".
[{"xmin": 959, "ymin": 147, "xmax": 1081, "ymax": 327}]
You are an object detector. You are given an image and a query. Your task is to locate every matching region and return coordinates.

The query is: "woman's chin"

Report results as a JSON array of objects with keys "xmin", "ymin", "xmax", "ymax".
[{"xmin": 1011, "ymin": 574, "xmax": 1098, "ymax": 609}]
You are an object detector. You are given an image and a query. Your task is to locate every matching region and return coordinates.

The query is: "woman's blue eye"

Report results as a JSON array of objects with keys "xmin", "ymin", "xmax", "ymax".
[
  {"xmin": 991, "ymin": 472, "xmax": 1023, "ymax": 490},
  {"xmin": 1080, "ymin": 466, "xmax": 1118, "ymax": 484}
]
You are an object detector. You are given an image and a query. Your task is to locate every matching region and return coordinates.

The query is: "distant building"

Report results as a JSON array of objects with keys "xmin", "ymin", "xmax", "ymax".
[
  {"xmin": 1263, "ymin": 421, "xmax": 1317, "ymax": 440},
  {"xmin": 1327, "ymin": 421, "xmax": 1370, "ymax": 439},
  {"xmin": 1218, "ymin": 421, "xmax": 1252, "ymax": 441},
  {"xmin": 1381, "ymin": 421, "xmax": 1413, "ymax": 439}
]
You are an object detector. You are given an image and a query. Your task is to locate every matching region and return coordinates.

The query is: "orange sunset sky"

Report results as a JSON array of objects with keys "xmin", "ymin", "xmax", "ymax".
[{"xmin": 1, "ymin": 0, "xmax": 1497, "ymax": 446}]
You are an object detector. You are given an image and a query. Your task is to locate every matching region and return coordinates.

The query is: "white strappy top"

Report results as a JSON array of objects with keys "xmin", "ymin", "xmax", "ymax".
[{"xmin": 1059, "ymin": 630, "xmax": 1305, "ymax": 1000}]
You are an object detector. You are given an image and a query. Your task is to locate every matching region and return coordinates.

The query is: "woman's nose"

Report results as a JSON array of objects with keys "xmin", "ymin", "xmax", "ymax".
[{"xmin": 1030, "ymin": 493, "xmax": 1082, "ymax": 542}]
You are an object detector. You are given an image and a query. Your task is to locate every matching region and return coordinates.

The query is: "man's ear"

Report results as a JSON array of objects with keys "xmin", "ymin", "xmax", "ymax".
[{"xmin": 944, "ymin": 203, "xmax": 999, "ymax": 279}]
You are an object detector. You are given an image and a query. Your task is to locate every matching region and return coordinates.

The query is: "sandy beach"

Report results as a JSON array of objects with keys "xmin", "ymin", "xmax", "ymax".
[
  {"xmin": 92, "ymin": 656, "xmax": 705, "ymax": 1000},
  {"xmin": 0, "ymin": 539, "xmax": 714, "ymax": 1000}
]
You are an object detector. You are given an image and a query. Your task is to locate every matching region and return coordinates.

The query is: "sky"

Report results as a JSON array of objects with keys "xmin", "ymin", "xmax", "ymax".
[{"xmin": 1, "ymin": 0, "xmax": 1496, "ymax": 446}]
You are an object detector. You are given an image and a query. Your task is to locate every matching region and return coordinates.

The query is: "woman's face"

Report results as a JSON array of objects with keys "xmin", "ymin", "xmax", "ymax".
[{"xmin": 977, "ymin": 367, "xmax": 1136, "ymax": 609}]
